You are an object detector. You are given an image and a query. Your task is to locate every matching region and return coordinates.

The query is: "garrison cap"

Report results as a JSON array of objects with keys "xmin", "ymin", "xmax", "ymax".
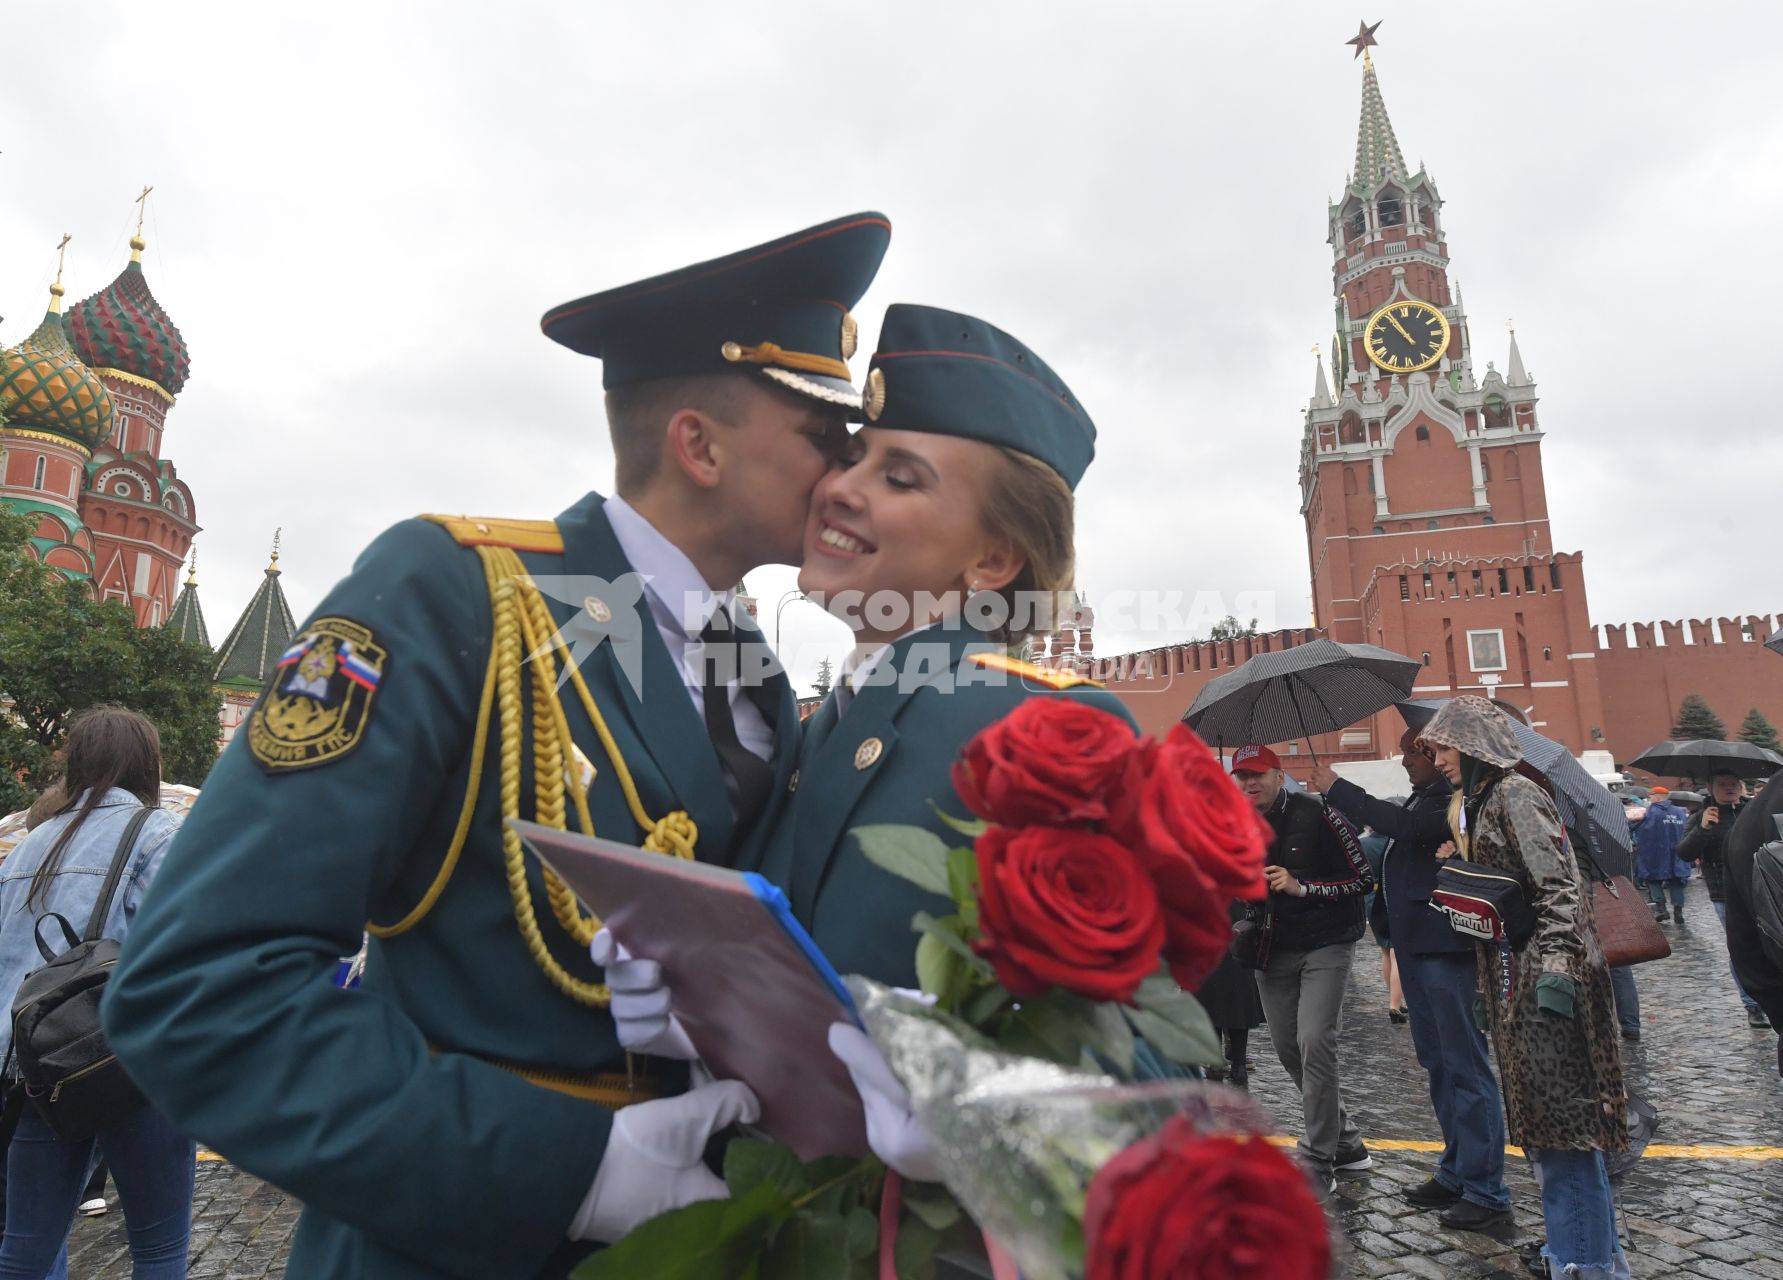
[
  {"xmin": 540, "ymin": 212, "xmax": 891, "ymax": 408},
  {"xmin": 860, "ymin": 303, "xmax": 1097, "ymax": 489}
]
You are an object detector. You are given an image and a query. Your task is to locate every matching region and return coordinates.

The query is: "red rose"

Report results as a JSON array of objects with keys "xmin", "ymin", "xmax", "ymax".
[
  {"xmin": 1084, "ymin": 1122, "xmax": 1330, "ymax": 1280},
  {"xmin": 952, "ymin": 699, "xmax": 1138, "ymax": 828},
  {"xmin": 1110, "ymin": 725, "xmax": 1270, "ymax": 903},
  {"xmin": 1146, "ymin": 853, "xmax": 1235, "ymax": 991},
  {"xmin": 974, "ymin": 827, "xmax": 1164, "ymax": 1004}
]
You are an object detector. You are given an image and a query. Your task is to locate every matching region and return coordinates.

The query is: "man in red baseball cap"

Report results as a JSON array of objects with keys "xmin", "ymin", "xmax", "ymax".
[{"xmin": 1233, "ymin": 743, "xmax": 1376, "ymax": 1194}]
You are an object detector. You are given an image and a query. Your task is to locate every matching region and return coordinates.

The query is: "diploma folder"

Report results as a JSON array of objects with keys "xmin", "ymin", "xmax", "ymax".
[{"xmin": 510, "ymin": 820, "xmax": 870, "ymax": 1160}]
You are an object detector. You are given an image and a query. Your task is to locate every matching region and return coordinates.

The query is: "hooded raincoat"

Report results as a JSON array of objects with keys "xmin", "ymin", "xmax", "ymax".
[{"xmin": 1420, "ymin": 696, "xmax": 1627, "ymax": 1153}]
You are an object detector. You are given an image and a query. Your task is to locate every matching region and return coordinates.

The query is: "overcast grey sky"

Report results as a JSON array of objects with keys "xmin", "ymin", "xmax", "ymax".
[{"xmin": 5, "ymin": 2, "xmax": 1780, "ymax": 694}]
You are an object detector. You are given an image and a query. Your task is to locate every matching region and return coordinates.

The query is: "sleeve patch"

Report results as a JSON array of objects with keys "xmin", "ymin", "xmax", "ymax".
[
  {"xmin": 248, "ymin": 617, "xmax": 389, "ymax": 774},
  {"xmin": 966, "ymin": 651, "xmax": 1103, "ymax": 689}
]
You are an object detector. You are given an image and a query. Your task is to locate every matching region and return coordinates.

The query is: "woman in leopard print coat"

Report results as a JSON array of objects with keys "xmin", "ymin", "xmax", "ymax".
[{"xmin": 1420, "ymin": 696, "xmax": 1629, "ymax": 1277}]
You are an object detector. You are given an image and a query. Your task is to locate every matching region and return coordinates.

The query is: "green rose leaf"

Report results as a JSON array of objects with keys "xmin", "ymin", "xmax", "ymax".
[
  {"xmin": 945, "ymin": 844, "xmax": 979, "ymax": 925},
  {"xmin": 724, "ymin": 1137, "xmax": 809, "ymax": 1201},
  {"xmin": 1083, "ymin": 998, "xmax": 1138, "ymax": 1078},
  {"xmin": 929, "ymin": 803, "xmax": 990, "ymax": 841},
  {"xmin": 854, "ymin": 825, "xmax": 952, "ymax": 897},
  {"xmin": 570, "ymin": 1183, "xmax": 788, "ymax": 1280},
  {"xmin": 1125, "ymin": 972, "xmax": 1223, "ymax": 1067},
  {"xmin": 761, "ymin": 1208, "xmax": 857, "ymax": 1280},
  {"xmin": 915, "ymin": 930, "xmax": 963, "ymax": 1004},
  {"xmin": 912, "ymin": 912, "xmax": 997, "ymax": 980},
  {"xmin": 892, "ymin": 1216, "xmax": 941, "ymax": 1280}
]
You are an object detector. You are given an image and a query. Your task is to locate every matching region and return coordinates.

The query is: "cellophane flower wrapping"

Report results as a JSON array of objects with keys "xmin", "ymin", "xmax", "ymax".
[{"xmin": 849, "ymin": 977, "xmax": 1288, "ymax": 1280}]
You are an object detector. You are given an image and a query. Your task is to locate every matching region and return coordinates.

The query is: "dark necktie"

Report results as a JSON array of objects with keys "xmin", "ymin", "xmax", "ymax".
[{"xmin": 698, "ymin": 606, "xmax": 775, "ymax": 830}]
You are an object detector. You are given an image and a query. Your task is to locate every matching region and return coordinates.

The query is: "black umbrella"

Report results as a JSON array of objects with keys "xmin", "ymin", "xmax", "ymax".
[
  {"xmin": 1183, "ymin": 639, "xmax": 1421, "ymax": 754},
  {"xmin": 1627, "ymin": 738, "xmax": 1783, "ymax": 782},
  {"xmin": 1768, "ymin": 631, "xmax": 1783, "ymax": 657},
  {"xmin": 1397, "ymin": 699, "xmax": 1633, "ymax": 868}
]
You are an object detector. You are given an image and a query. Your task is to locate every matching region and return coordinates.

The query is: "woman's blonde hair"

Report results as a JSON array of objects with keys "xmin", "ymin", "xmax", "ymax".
[{"xmin": 977, "ymin": 446, "xmax": 1076, "ymax": 646}]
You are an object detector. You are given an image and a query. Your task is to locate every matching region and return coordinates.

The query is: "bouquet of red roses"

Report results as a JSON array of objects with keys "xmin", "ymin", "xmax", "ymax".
[
  {"xmin": 577, "ymin": 701, "xmax": 1328, "ymax": 1280},
  {"xmin": 851, "ymin": 699, "xmax": 1273, "ymax": 1069}
]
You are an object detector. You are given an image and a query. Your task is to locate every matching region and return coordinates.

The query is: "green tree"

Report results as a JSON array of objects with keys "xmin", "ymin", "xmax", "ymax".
[
  {"xmin": 0, "ymin": 508, "xmax": 221, "ymax": 812},
  {"xmin": 811, "ymin": 656, "xmax": 834, "ymax": 699},
  {"xmin": 1739, "ymin": 707, "xmax": 1782, "ymax": 753},
  {"xmin": 1208, "ymin": 614, "xmax": 1260, "ymax": 642},
  {"xmin": 1671, "ymin": 692, "xmax": 1727, "ymax": 741}
]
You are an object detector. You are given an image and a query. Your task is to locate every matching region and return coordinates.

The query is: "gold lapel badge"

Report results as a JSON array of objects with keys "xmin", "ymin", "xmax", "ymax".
[
  {"xmin": 854, "ymin": 738, "xmax": 883, "ymax": 770},
  {"xmin": 584, "ymin": 595, "xmax": 613, "ymax": 624}
]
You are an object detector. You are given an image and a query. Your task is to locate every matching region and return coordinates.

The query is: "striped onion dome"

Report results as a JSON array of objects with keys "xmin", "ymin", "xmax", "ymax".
[{"xmin": 66, "ymin": 239, "xmax": 191, "ymax": 398}]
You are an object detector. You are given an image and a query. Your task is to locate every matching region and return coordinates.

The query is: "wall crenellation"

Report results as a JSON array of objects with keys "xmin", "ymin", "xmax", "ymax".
[{"xmin": 1595, "ymin": 614, "xmax": 1781, "ymax": 651}]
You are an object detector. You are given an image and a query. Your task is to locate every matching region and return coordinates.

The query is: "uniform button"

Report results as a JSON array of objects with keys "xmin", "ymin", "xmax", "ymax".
[
  {"xmin": 854, "ymin": 738, "xmax": 883, "ymax": 770},
  {"xmin": 584, "ymin": 596, "xmax": 612, "ymax": 623}
]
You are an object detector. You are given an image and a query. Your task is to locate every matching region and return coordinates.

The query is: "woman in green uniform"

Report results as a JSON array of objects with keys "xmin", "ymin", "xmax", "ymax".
[{"xmin": 597, "ymin": 303, "xmax": 1155, "ymax": 1178}]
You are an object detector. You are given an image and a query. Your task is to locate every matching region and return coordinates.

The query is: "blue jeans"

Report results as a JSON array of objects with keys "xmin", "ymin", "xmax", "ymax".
[
  {"xmin": 1645, "ymin": 880, "xmax": 1685, "ymax": 910},
  {"xmin": 1529, "ymin": 1147, "xmax": 1629, "ymax": 1277},
  {"xmin": 1712, "ymin": 900, "xmax": 1762, "ymax": 1010},
  {"xmin": 1608, "ymin": 965, "xmax": 1642, "ymax": 1035},
  {"xmin": 1397, "ymin": 951, "xmax": 1512, "ymax": 1211},
  {"xmin": 0, "ymin": 1104, "xmax": 194, "ymax": 1279}
]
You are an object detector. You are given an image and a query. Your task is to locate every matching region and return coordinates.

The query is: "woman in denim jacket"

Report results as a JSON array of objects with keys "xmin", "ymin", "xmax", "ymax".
[{"xmin": 0, "ymin": 706, "xmax": 193, "ymax": 1279}]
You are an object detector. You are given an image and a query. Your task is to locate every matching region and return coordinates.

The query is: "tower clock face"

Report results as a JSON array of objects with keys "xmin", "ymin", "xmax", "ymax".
[{"xmin": 1364, "ymin": 300, "xmax": 1451, "ymax": 373}]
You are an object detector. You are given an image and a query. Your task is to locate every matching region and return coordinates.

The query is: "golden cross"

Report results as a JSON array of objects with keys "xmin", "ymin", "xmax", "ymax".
[
  {"xmin": 53, "ymin": 233, "xmax": 71, "ymax": 287},
  {"xmin": 135, "ymin": 186, "xmax": 154, "ymax": 238},
  {"xmin": 1507, "ymin": 318, "xmax": 1516, "ymax": 335}
]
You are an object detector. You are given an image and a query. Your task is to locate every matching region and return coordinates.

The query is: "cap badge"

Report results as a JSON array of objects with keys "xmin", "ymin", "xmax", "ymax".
[
  {"xmin": 864, "ymin": 368, "xmax": 887, "ymax": 422},
  {"xmin": 854, "ymin": 737, "xmax": 883, "ymax": 770},
  {"xmin": 840, "ymin": 312, "xmax": 859, "ymax": 361},
  {"xmin": 721, "ymin": 341, "xmax": 744, "ymax": 363}
]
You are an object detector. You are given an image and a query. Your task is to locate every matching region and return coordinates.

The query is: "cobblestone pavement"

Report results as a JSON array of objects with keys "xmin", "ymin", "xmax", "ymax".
[{"xmin": 65, "ymin": 880, "xmax": 1783, "ymax": 1278}]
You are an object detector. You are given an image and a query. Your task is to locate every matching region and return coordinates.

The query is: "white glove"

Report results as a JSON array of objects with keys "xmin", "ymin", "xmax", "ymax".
[
  {"xmin": 591, "ymin": 928, "xmax": 698, "ymax": 1060},
  {"xmin": 828, "ymin": 1022, "xmax": 942, "ymax": 1182},
  {"xmin": 569, "ymin": 1079, "xmax": 760, "ymax": 1243}
]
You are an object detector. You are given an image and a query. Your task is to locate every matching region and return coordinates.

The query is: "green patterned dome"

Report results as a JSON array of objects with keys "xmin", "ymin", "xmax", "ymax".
[{"xmin": 0, "ymin": 292, "xmax": 115, "ymax": 451}]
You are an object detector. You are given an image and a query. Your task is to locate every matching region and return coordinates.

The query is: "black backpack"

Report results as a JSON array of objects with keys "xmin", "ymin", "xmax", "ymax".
[{"xmin": 7, "ymin": 807, "xmax": 153, "ymax": 1140}]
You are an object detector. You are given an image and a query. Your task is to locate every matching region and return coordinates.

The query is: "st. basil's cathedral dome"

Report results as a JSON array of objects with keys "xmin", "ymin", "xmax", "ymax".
[
  {"xmin": 0, "ymin": 282, "xmax": 116, "ymax": 452},
  {"xmin": 66, "ymin": 234, "xmax": 192, "ymax": 398}
]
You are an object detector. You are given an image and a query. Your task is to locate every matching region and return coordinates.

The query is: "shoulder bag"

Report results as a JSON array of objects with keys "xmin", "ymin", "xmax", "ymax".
[{"xmin": 1573, "ymin": 830, "xmax": 1671, "ymax": 967}]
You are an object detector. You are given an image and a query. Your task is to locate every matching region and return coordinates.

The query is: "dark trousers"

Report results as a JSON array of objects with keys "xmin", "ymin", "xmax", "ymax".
[
  {"xmin": 1609, "ymin": 964, "xmax": 1642, "ymax": 1034},
  {"xmin": 1397, "ymin": 951, "xmax": 1512, "ymax": 1211}
]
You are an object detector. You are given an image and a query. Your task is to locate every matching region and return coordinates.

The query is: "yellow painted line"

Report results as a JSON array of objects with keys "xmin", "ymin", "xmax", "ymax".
[{"xmin": 1265, "ymin": 1136, "xmax": 1783, "ymax": 1161}]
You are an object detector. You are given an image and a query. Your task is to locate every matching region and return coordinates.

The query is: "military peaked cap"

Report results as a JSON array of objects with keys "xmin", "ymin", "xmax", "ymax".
[
  {"xmin": 541, "ymin": 212, "xmax": 891, "ymax": 408},
  {"xmin": 861, "ymin": 303, "xmax": 1096, "ymax": 489}
]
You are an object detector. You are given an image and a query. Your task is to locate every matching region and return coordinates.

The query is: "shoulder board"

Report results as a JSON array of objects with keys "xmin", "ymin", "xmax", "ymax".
[
  {"xmin": 420, "ymin": 514, "xmax": 564, "ymax": 554},
  {"xmin": 967, "ymin": 651, "xmax": 1103, "ymax": 690}
]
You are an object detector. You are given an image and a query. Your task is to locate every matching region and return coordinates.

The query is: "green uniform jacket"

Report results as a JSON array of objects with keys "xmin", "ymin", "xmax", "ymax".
[
  {"xmin": 742, "ymin": 622, "xmax": 1136, "ymax": 989},
  {"xmin": 102, "ymin": 493, "xmax": 798, "ymax": 1279}
]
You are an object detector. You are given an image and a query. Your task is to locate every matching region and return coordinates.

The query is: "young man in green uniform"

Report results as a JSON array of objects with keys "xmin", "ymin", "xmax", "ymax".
[{"xmin": 102, "ymin": 213, "xmax": 891, "ymax": 1278}]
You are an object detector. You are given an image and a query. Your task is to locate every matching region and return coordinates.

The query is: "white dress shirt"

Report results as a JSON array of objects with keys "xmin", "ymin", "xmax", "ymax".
[{"xmin": 602, "ymin": 495, "xmax": 774, "ymax": 763}]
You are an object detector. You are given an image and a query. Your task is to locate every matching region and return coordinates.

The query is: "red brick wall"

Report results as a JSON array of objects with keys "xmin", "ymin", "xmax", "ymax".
[{"xmin": 1595, "ymin": 616, "xmax": 1783, "ymax": 768}]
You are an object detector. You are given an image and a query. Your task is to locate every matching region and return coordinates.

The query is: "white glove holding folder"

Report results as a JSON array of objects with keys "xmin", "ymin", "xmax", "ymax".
[{"xmin": 591, "ymin": 927, "xmax": 698, "ymax": 1060}]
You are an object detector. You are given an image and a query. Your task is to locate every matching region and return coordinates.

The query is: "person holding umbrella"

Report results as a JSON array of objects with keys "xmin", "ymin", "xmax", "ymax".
[
  {"xmin": 1417, "ymin": 697, "xmax": 1627, "ymax": 1280},
  {"xmin": 1680, "ymin": 770, "xmax": 1771, "ymax": 1028},
  {"xmin": 1233, "ymin": 743, "xmax": 1375, "ymax": 1193},
  {"xmin": 1633, "ymin": 788, "xmax": 1692, "ymax": 924},
  {"xmin": 1321, "ymin": 729, "xmax": 1512, "ymax": 1228}
]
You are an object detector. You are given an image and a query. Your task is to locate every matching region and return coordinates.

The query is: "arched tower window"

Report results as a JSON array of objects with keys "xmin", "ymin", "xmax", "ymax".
[
  {"xmin": 1339, "ymin": 413, "xmax": 1364, "ymax": 445},
  {"xmin": 1345, "ymin": 204, "xmax": 1366, "ymax": 243},
  {"xmin": 1480, "ymin": 456, "xmax": 1492, "ymax": 482},
  {"xmin": 1483, "ymin": 395, "xmax": 1510, "ymax": 430},
  {"xmin": 1378, "ymin": 195, "xmax": 1404, "ymax": 227},
  {"xmin": 1504, "ymin": 449, "xmax": 1521, "ymax": 481},
  {"xmin": 1343, "ymin": 466, "xmax": 1358, "ymax": 496},
  {"xmin": 1425, "ymin": 519, "xmax": 1440, "ymax": 531},
  {"xmin": 1414, "ymin": 425, "xmax": 1430, "ymax": 443},
  {"xmin": 33, "ymin": 457, "xmax": 46, "ymax": 490}
]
